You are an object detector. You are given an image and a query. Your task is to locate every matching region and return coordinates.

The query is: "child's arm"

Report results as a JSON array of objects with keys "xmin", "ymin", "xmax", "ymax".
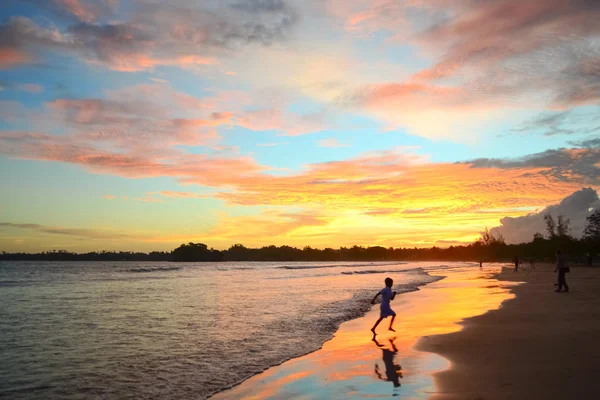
[{"xmin": 371, "ymin": 292, "xmax": 381, "ymax": 304}]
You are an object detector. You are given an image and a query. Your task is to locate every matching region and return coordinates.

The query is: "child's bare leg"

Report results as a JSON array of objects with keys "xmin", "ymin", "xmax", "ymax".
[
  {"xmin": 371, "ymin": 317, "xmax": 384, "ymax": 335},
  {"xmin": 388, "ymin": 314, "xmax": 396, "ymax": 331}
]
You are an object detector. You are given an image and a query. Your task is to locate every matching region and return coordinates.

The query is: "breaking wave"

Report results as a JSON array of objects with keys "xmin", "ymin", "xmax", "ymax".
[
  {"xmin": 278, "ymin": 262, "xmax": 406, "ymax": 270},
  {"xmin": 125, "ymin": 266, "xmax": 183, "ymax": 273}
]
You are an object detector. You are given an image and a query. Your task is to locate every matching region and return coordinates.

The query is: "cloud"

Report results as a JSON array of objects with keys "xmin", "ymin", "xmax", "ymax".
[
  {"xmin": 330, "ymin": 0, "xmax": 600, "ymax": 141},
  {"xmin": 0, "ymin": 82, "xmax": 44, "ymax": 93},
  {"xmin": 0, "ymin": 47, "xmax": 32, "ymax": 69},
  {"xmin": 569, "ymin": 138, "xmax": 600, "ymax": 149},
  {"xmin": 324, "ymin": 0, "xmax": 407, "ymax": 35},
  {"xmin": 12, "ymin": 82, "xmax": 334, "ymax": 145},
  {"xmin": 16, "ymin": 83, "xmax": 44, "ymax": 93},
  {"xmin": 2, "ymin": 126, "xmax": 599, "ymax": 247},
  {"xmin": 159, "ymin": 191, "xmax": 209, "ymax": 199},
  {"xmin": 205, "ymin": 208, "xmax": 331, "ymax": 245},
  {"xmin": 36, "ymin": 84, "xmax": 228, "ymax": 153},
  {"xmin": 257, "ymin": 142, "xmax": 287, "ymax": 147},
  {"xmin": 0, "ymin": 0, "xmax": 300, "ymax": 71},
  {"xmin": 235, "ymin": 108, "xmax": 331, "ymax": 136},
  {"xmin": 317, "ymin": 138, "xmax": 350, "ymax": 148},
  {"xmin": 21, "ymin": 0, "xmax": 118, "ymax": 23},
  {"xmin": 419, "ymin": 0, "xmax": 600, "ymax": 107},
  {"xmin": 464, "ymin": 148, "xmax": 600, "ymax": 184},
  {"xmin": 102, "ymin": 195, "xmax": 116, "ymax": 200},
  {"xmin": 135, "ymin": 196, "xmax": 163, "ymax": 203},
  {"xmin": 514, "ymin": 107, "xmax": 600, "ymax": 137},
  {"xmin": 0, "ymin": 222, "xmax": 137, "ymax": 240},
  {"xmin": 148, "ymin": 77, "xmax": 168, "ymax": 84},
  {"xmin": 490, "ymin": 188, "xmax": 600, "ymax": 243}
]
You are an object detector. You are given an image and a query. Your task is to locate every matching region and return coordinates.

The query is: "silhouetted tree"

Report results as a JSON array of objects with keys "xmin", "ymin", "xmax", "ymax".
[
  {"xmin": 584, "ymin": 210, "xmax": 600, "ymax": 241},
  {"xmin": 544, "ymin": 213, "xmax": 557, "ymax": 239},
  {"xmin": 172, "ymin": 242, "xmax": 222, "ymax": 262},
  {"xmin": 556, "ymin": 214, "xmax": 571, "ymax": 237},
  {"xmin": 478, "ymin": 227, "xmax": 505, "ymax": 246}
]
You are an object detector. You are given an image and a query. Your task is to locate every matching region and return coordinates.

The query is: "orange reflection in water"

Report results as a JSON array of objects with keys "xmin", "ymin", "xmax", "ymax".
[{"xmin": 213, "ymin": 265, "xmax": 519, "ymax": 399}]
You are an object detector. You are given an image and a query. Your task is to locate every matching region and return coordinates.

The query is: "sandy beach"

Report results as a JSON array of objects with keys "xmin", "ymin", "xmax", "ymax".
[{"xmin": 418, "ymin": 264, "xmax": 600, "ymax": 400}]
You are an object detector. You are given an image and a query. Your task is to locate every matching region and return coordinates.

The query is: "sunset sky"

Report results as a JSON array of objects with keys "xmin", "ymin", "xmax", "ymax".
[{"xmin": 1, "ymin": 0, "xmax": 599, "ymax": 252}]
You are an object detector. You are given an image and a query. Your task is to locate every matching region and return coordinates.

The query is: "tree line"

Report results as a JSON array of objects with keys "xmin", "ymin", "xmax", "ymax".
[{"xmin": 2, "ymin": 210, "xmax": 599, "ymax": 263}]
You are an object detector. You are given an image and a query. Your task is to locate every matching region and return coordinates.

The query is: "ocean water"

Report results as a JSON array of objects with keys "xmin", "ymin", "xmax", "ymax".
[{"xmin": 0, "ymin": 260, "xmax": 450, "ymax": 399}]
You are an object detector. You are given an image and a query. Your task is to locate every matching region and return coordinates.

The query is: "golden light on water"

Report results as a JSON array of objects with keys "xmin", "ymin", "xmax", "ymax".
[{"xmin": 214, "ymin": 265, "xmax": 519, "ymax": 399}]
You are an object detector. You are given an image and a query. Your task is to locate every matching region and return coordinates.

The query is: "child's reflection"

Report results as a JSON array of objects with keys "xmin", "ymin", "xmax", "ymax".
[{"xmin": 373, "ymin": 337, "xmax": 402, "ymax": 388}]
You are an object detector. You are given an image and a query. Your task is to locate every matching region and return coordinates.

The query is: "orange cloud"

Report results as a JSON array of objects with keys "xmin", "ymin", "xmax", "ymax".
[
  {"xmin": 2, "ymin": 132, "xmax": 598, "ymax": 248},
  {"xmin": 205, "ymin": 209, "xmax": 331, "ymax": 247},
  {"xmin": 135, "ymin": 196, "xmax": 163, "ymax": 203},
  {"xmin": 103, "ymin": 195, "xmax": 116, "ymax": 200}
]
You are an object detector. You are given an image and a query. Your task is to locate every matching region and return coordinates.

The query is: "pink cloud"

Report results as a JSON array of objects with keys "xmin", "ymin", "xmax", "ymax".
[
  {"xmin": 317, "ymin": 138, "xmax": 350, "ymax": 148},
  {"xmin": 103, "ymin": 195, "xmax": 116, "ymax": 200},
  {"xmin": 16, "ymin": 84, "xmax": 44, "ymax": 93},
  {"xmin": 56, "ymin": 0, "xmax": 97, "ymax": 23},
  {"xmin": 237, "ymin": 109, "xmax": 330, "ymax": 136},
  {"xmin": 0, "ymin": 48, "xmax": 32, "ymax": 69},
  {"xmin": 43, "ymin": 85, "xmax": 230, "ymax": 152},
  {"xmin": 96, "ymin": 54, "xmax": 217, "ymax": 73},
  {"xmin": 325, "ymin": 0, "xmax": 407, "ymax": 35}
]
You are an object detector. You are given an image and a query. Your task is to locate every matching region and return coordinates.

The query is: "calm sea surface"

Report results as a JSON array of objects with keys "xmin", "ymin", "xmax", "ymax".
[{"xmin": 0, "ymin": 261, "xmax": 456, "ymax": 399}]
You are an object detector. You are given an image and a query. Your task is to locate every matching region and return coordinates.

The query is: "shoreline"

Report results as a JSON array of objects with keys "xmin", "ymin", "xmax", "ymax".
[
  {"xmin": 417, "ymin": 263, "xmax": 600, "ymax": 399},
  {"xmin": 207, "ymin": 271, "xmax": 445, "ymax": 399},
  {"xmin": 211, "ymin": 264, "xmax": 516, "ymax": 399}
]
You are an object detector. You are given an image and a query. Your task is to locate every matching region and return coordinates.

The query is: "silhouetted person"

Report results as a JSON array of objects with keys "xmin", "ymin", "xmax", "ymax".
[
  {"xmin": 479, "ymin": 260, "xmax": 483, "ymax": 268},
  {"xmin": 587, "ymin": 253, "xmax": 593, "ymax": 267},
  {"xmin": 555, "ymin": 250, "xmax": 569, "ymax": 292},
  {"xmin": 513, "ymin": 256, "xmax": 520, "ymax": 272},
  {"xmin": 373, "ymin": 337, "xmax": 402, "ymax": 388},
  {"xmin": 530, "ymin": 259, "xmax": 535, "ymax": 269},
  {"xmin": 371, "ymin": 277, "xmax": 397, "ymax": 336}
]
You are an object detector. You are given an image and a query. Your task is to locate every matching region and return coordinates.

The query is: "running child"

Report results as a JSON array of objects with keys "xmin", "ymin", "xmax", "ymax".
[{"xmin": 371, "ymin": 277, "xmax": 397, "ymax": 336}]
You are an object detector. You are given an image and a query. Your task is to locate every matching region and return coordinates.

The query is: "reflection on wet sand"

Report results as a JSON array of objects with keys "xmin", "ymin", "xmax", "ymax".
[
  {"xmin": 212, "ymin": 265, "xmax": 518, "ymax": 399},
  {"xmin": 373, "ymin": 337, "xmax": 403, "ymax": 389}
]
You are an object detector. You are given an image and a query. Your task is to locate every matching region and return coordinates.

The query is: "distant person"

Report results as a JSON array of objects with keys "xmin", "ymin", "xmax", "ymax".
[
  {"xmin": 513, "ymin": 256, "xmax": 520, "ymax": 272},
  {"xmin": 373, "ymin": 337, "xmax": 402, "ymax": 388},
  {"xmin": 554, "ymin": 250, "xmax": 569, "ymax": 292},
  {"xmin": 479, "ymin": 260, "xmax": 483, "ymax": 268},
  {"xmin": 530, "ymin": 259, "xmax": 535, "ymax": 269},
  {"xmin": 587, "ymin": 253, "xmax": 593, "ymax": 267},
  {"xmin": 371, "ymin": 277, "xmax": 397, "ymax": 336}
]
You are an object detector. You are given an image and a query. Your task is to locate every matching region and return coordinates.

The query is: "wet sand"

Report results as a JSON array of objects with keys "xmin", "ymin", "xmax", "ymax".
[
  {"xmin": 418, "ymin": 264, "xmax": 600, "ymax": 399},
  {"xmin": 212, "ymin": 266, "xmax": 518, "ymax": 399}
]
